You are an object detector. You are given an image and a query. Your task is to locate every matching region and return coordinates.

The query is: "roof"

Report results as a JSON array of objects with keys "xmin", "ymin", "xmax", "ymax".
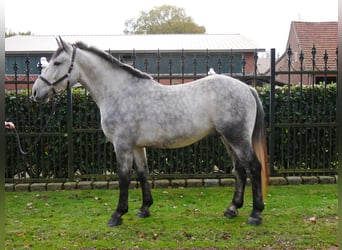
[
  {"xmin": 287, "ymin": 21, "xmax": 338, "ymax": 69},
  {"xmin": 5, "ymin": 34, "xmax": 264, "ymax": 54}
]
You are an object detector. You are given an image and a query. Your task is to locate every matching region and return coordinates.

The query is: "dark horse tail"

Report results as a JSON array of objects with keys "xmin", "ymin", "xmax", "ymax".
[{"xmin": 250, "ymin": 88, "xmax": 269, "ymax": 198}]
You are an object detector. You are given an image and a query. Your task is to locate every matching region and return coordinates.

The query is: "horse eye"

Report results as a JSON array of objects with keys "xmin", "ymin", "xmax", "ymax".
[{"xmin": 54, "ymin": 61, "xmax": 62, "ymax": 66}]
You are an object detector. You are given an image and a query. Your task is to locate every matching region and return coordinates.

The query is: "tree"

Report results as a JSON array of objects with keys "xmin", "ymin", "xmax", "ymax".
[
  {"xmin": 5, "ymin": 29, "xmax": 32, "ymax": 37},
  {"xmin": 124, "ymin": 5, "xmax": 206, "ymax": 34}
]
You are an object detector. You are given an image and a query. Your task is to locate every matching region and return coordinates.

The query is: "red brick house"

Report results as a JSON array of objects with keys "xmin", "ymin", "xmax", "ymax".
[{"xmin": 275, "ymin": 21, "xmax": 338, "ymax": 85}]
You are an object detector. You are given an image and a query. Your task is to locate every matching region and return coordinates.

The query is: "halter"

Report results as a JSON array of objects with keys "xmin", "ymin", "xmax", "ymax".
[{"xmin": 39, "ymin": 46, "xmax": 77, "ymax": 94}]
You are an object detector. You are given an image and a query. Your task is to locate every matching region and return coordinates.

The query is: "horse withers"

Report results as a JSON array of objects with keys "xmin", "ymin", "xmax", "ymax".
[{"xmin": 32, "ymin": 37, "xmax": 269, "ymax": 226}]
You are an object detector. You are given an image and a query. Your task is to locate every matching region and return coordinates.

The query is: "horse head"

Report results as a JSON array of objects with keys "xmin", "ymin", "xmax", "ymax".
[{"xmin": 32, "ymin": 37, "xmax": 79, "ymax": 102}]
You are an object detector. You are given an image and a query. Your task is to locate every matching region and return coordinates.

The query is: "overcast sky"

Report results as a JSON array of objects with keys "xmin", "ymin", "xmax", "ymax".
[{"xmin": 5, "ymin": 0, "xmax": 338, "ymax": 54}]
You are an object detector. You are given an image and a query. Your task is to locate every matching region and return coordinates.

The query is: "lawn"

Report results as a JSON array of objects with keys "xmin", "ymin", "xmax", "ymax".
[{"xmin": 5, "ymin": 184, "xmax": 338, "ymax": 249}]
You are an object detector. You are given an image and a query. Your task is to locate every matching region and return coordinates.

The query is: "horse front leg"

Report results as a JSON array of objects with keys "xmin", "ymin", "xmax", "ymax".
[
  {"xmin": 108, "ymin": 149, "xmax": 133, "ymax": 227},
  {"xmin": 133, "ymin": 147, "xmax": 153, "ymax": 218}
]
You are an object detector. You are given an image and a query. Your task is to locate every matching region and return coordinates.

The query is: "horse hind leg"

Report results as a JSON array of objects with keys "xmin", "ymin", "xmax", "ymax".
[
  {"xmin": 221, "ymin": 137, "xmax": 247, "ymax": 219},
  {"xmin": 222, "ymin": 137, "xmax": 264, "ymax": 225},
  {"xmin": 133, "ymin": 147, "xmax": 153, "ymax": 218},
  {"xmin": 246, "ymin": 153, "xmax": 264, "ymax": 225}
]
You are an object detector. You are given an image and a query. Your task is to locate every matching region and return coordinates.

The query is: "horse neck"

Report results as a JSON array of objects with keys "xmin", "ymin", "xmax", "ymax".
[{"xmin": 76, "ymin": 50, "xmax": 128, "ymax": 106}]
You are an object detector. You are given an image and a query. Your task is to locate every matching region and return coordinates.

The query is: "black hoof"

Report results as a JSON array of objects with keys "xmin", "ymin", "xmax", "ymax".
[
  {"xmin": 107, "ymin": 216, "xmax": 123, "ymax": 227},
  {"xmin": 247, "ymin": 216, "xmax": 262, "ymax": 226},
  {"xmin": 224, "ymin": 209, "xmax": 238, "ymax": 219},
  {"xmin": 136, "ymin": 210, "xmax": 150, "ymax": 218}
]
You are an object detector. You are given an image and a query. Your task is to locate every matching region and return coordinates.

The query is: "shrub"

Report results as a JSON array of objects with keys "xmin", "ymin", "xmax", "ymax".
[{"xmin": 5, "ymin": 84, "xmax": 338, "ymax": 180}]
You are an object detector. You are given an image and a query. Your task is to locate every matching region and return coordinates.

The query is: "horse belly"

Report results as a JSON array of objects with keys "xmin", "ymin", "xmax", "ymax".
[
  {"xmin": 137, "ymin": 124, "xmax": 215, "ymax": 149},
  {"xmin": 162, "ymin": 131, "xmax": 213, "ymax": 149}
]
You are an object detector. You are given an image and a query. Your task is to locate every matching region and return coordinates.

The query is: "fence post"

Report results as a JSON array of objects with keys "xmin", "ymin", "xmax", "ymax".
[
  {"xmin": 269, "ymin": 48, "xmax": 276, "ymax": 176},
  {"xmin": 253, "ymin": 50, "xmax": 258, "ymax": 87},
  {"xmin": 67, "ymin": 88, "xmax": 74, "ymax": 181},
  {"xmin": 1, "ymin": 23, "xmax": 6, "ymax": 249},
  {"xmin": 337, "ymin": 3, "xmax": 342, "ymax": 246}
]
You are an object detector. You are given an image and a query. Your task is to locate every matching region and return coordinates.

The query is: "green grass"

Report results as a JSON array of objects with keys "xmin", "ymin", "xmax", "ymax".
[{"xmin": 5, "ymin": 184, "xmax": 338, "ymax": 249}]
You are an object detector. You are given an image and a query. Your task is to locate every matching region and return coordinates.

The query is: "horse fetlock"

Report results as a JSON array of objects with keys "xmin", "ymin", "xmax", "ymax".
[{"xmin": 145, "ymin": 198, "xmax": 153, "ymax": 207}]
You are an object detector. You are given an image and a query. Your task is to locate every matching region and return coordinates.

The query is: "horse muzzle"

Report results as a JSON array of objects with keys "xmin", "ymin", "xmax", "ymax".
[
  {"xmin": 31, "ymin": 90, "xmax": 50, "ymax": 103},
  {"xmin": 32, "ymin": 80, "xmax": 51, "ymax": 103}
]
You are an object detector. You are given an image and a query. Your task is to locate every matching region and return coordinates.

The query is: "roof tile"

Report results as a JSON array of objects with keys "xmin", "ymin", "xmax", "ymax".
[{"xmin": 291, "ymin": 21, "xmax": 338, "ymax": 69}]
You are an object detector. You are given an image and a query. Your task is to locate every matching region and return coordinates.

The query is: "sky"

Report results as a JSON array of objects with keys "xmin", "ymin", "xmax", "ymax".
[{"xmin": 5, "ymin": 0, "xmax": 338, "ymax": 55}]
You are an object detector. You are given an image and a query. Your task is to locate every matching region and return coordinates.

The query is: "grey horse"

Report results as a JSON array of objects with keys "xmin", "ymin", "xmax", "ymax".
[{"xmin": 32, "ymin": 37, "xmax": 268, "ymax": 227}]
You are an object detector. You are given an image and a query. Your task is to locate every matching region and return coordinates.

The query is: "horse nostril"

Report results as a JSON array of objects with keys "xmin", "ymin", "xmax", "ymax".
[{"xmin": 31, "ymin": 90, "xmax": 37, "ymax": 100}]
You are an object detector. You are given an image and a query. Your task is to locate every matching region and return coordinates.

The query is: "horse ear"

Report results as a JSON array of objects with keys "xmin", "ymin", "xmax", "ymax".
[
  {"xmin": 56, "ymin": 37, "xmax": 62, "ymax": 48},
  {"xmin": 59, "ymin": 36, "xmax": 67, "ymax": 51},
  {"xmin": 56, "ymin": 36, "xmax": 72, "ymax": 52}
]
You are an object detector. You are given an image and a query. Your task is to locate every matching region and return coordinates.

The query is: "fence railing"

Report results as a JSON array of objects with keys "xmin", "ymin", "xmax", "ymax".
[
  {"xmin": 4, "ymin": 46, "xmax": 339, "ymax": 183},
  {"xmin": 269, "ymin": 47, "xmax": 338, "ymax": 176}
]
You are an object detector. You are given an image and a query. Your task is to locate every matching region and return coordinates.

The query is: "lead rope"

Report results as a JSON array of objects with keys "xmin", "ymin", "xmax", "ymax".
[
  {"xmin": 13, "ymin": 45, "xmax": 76, "ymax": 154},
  {"xmin": 12, "ymin": 101, "xmax": 57, "ymax": 155}
]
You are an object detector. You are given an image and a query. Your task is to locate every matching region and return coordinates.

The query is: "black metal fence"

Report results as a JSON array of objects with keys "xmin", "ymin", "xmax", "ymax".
[
  {"xmin": 4, "ymin": 47, "xmax": 338, "ymax": 183},
  {"xmin": 269, "ymin": 47, "xmax": 338, "ymax": 176}
]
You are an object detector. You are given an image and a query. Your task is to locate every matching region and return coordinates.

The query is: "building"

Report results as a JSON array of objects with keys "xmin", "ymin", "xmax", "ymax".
[
  {"xmin": 5, "ymin": 34, "xmax": 264, "ymax": 84},
  {"xmin": 275, "ymin": 21, "xmax": 338, "ymax": 85}
]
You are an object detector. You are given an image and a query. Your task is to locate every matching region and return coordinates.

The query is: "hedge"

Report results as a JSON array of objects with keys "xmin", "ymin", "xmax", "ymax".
[
  {"xmin": 259, "ymin": 83, "xmax": 337, "ymax": 173},
  {"xmin": 5, "ymin": 83, "xmax": 338, "ymax": 180}
]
